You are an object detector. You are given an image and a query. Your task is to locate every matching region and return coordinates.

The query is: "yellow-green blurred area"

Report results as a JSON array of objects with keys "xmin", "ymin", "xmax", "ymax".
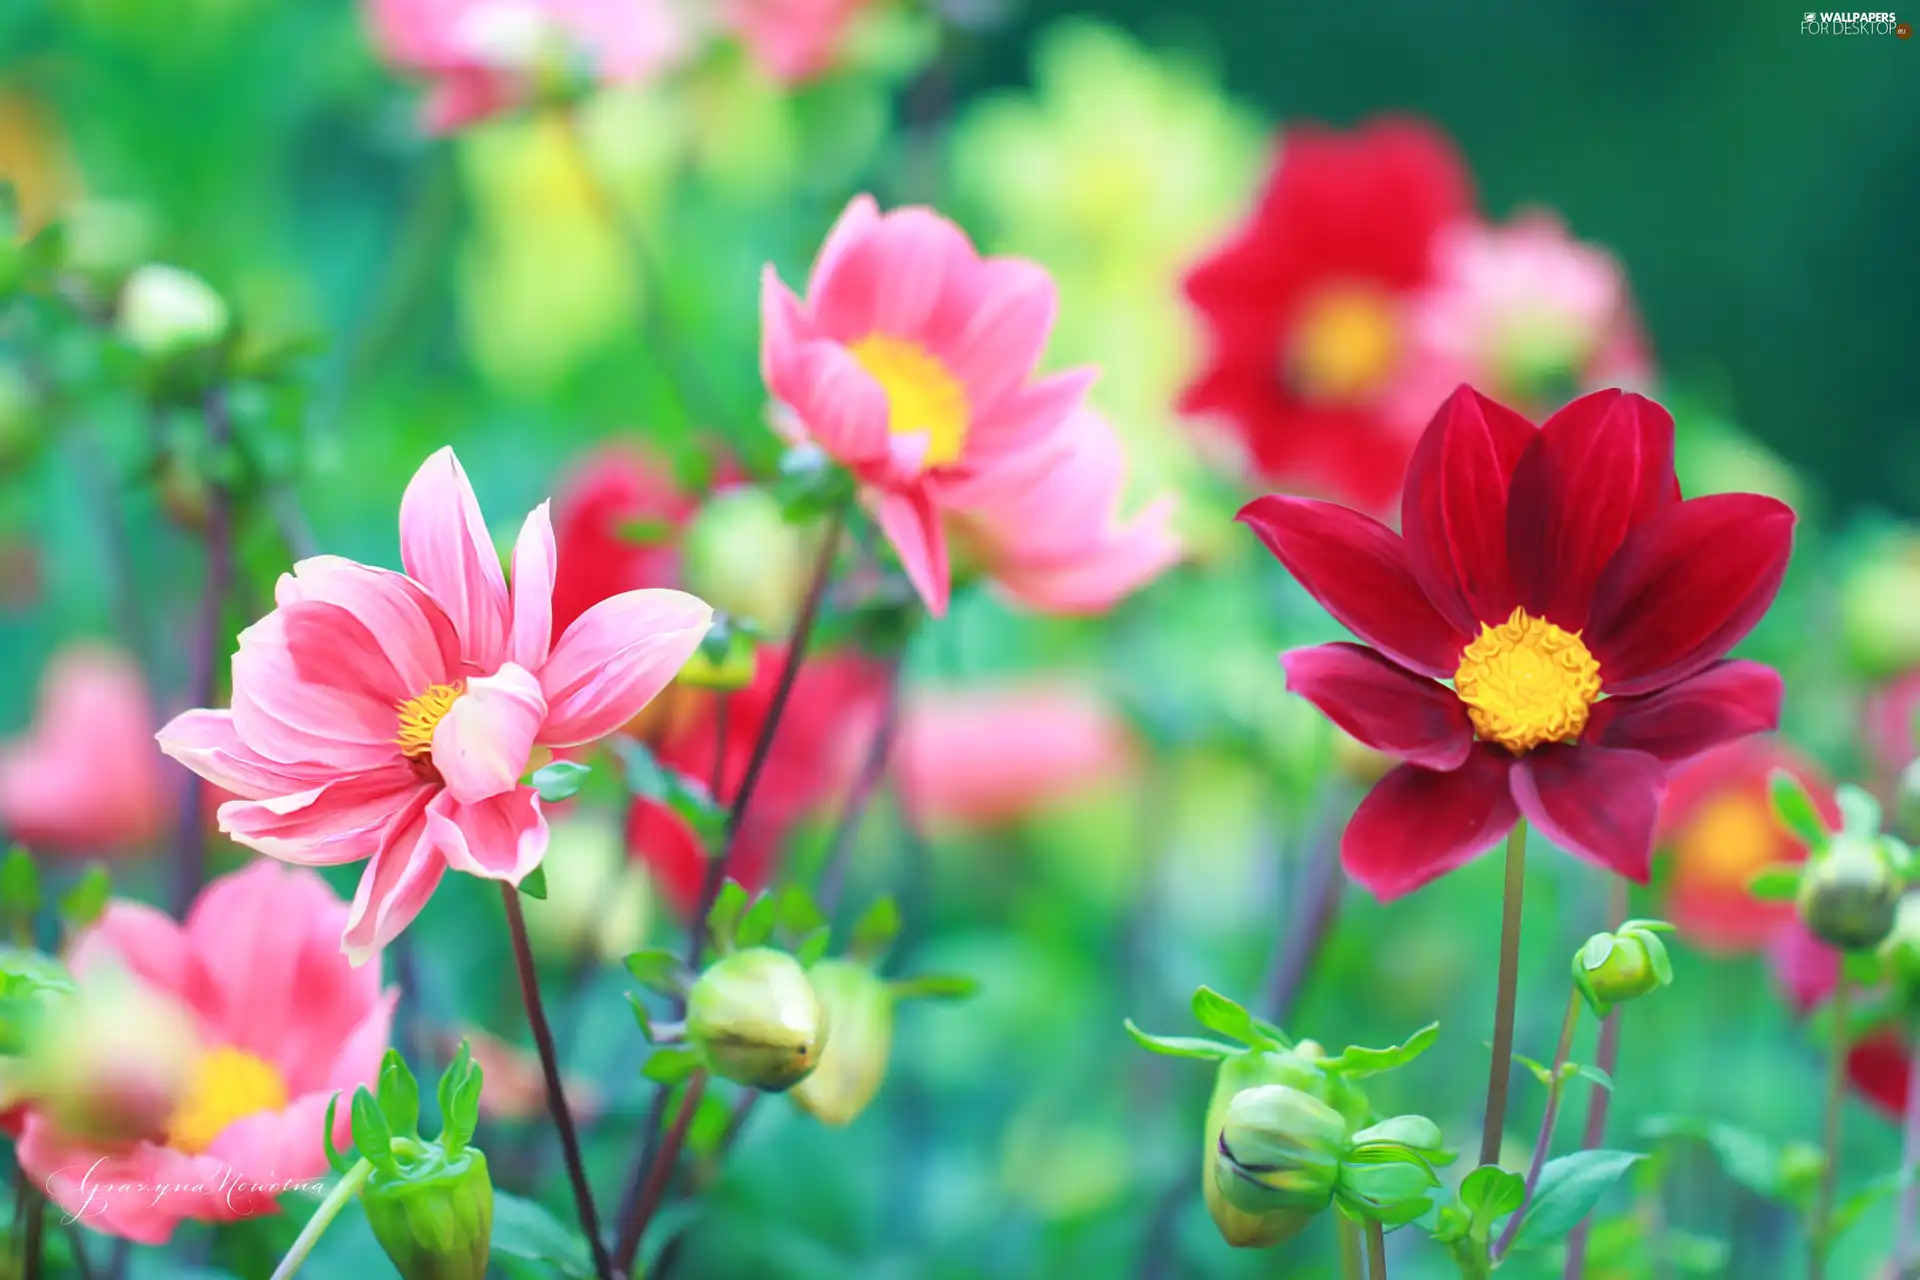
[{"xmin": 1, "ymin": 2, "xmax": 1918, "ymax": 1278}]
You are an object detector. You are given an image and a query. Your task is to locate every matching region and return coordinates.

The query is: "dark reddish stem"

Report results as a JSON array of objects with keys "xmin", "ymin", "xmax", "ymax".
[
  {"xmin": 1564, "ymin": 878, "xmax": 1630, "ymax": 1278},
  {"xmin": 617, "ymin": 1072, "xmax": 708, "ymax": 1274},
  {"xmin": 1496, "ymin": 991, "xmax": 1583, "ymax": 1259}
]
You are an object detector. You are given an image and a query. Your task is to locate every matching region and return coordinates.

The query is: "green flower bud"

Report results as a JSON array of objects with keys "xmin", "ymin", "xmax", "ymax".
[
  {"xmin": 686, "ymin": 948, "xmax": 826, "ymax": 1091},
  {"xmin": 1201, "ymin": 1052, "xmax": 1331, "ymax": 1248},
  {"xmin": 1571, "ymin": 922, "xmax": 1674, "ymax": 1018},
  {"xmin": 790, "ymin": 959, "xmax": 891, "ymax": 1126},
  {"xmin": 1777, "ymin": 1141, "xmax": 1825, "ymax": 1203},
  {"xmin": 680, "ymin": 487, "xmax": 812, "ymax": 635},
  {"xmin": 1212, "ymin": 1085, "xmax": 1346, "ymax": 1217},
  {"xmin": 118, "ymin": 264, "xmax": 228, "ymax": 359},
  {"xmin": 1798, "ymin": 836, "xmax": 1902, "ymax": 951},
  {"xmin": 363, "ymin": 1147, "xmax": 493, "ymax": 1280}
]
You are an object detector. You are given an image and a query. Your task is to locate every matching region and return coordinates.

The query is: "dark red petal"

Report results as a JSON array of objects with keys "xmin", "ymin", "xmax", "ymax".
[
  {"xmin": 1511, "ymin": 744, "xmax": 1666, "ymax": 881},
  {"xmin": 1239, "ymin": 495, "xmax": 1467, "ymax": 678},
  {"xmin": 1400, "ymin": 385, "xmax": 1536, "ymax": 634},
  {"xmin": 1847, "ymin": 1032, "xmax": 1911, "ymax": 1116},
  {"xmin": 1585, "ymin": 494, "xmax": 1797, "ymax": 697},
  {"xmin": 1506, "ymin": 391, "xmax": 1679, "ymax": 631},
  {"xmin": 1340, "ymin": 746, "xmax": 1517, "ymax": 900},
  {"xmin": 1586, "ymin": 661, "xmax": 1783, "ymax": 764},
  {"xmin": 1279, "ymin": 643, "xmax": 1473, "ymax": 770}
]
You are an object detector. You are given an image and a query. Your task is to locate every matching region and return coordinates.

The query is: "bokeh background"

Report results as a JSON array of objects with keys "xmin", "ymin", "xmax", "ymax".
[{"xmin": 2, "ymin": 2, "xmax": 1918, "ymax": 1277}]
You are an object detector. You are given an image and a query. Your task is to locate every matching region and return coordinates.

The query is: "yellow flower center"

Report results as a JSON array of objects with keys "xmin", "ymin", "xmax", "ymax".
[
  {"xmin": 1676, "ymin": 794, "xmax": 1780, "ymax": 888},
  {"xmin": 1453, "ymin": 608, "xmax": 1603, "ymax": 754},
  {"xmin": 847, "ymin": 334, "xmax": 971, "ymax": 467},
  {"xmin": 1287, "ymin": 283, "xmax": 1401, "ymax": 405},
  {"xmin": 165, "ymin": 1046, "xmax": 287, "ymax": 1156},
  {"xmin": 395, "ymin": 681, "xmax": 465, "ymax": 758}
]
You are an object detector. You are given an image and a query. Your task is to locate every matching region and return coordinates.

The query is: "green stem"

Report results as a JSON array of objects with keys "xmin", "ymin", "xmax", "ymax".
[
  {"xmin": 1366, "ymin": 1219, "xmax": 1388, "ymax": 1278},
  {"xmin": 1810, "ymin": 976, "xmax": 1850, "ymax": 1279},
  {"xmin": 1495, "ymin": 990, "xmax": 1584, "ymax": 1259},
  {"xmin": 270, "ymin": 1160, "xmax": 371, "ymax": 1280},
  {"xmin": 1339, "ymin": 1215, "xmax": 1365, "ymax": 1280},
  {"xmin": 1481, "ymin": 820, "xmax": 1529, "ymax": 1167},
  {"xmin": 1893, "ymin": 1010, "xmax": 1920, "ymax": 1277}
]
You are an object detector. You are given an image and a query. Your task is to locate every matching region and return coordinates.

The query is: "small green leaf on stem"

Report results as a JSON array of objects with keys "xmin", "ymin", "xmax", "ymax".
[
  {"xmin": 58, "ymin": 867, "xmax": 111, "ymax": 931},
  {"xmin": 1508, "ymin": 1150, "xmax": 1645, "ymax": 1251},
  {"xmin": 1122, "ymin": 1018, "xmax": 1240, "ymax": 1060},
  {"xmin": 1747, "ymin": 865, "xmax": 1804, "ymax": 900},
  {"xmin": 1190, "ymin": 986, "xmax": 1259, "ymax": 1046},
  {"xmin": 0, "ymin": 847, "xmax": 39, "ymax": 919},
  {"xmin": 624, "ymin": 947, "xmax": 688, "ymax": 996},
  {"xmin": 735, "ymin": 892, "xmax": 778, "ymax": 950},
  {"xmin": 641, "ymin": 1046, "xmax": 702, "ymax": 1085},
  {"xmin": 707, "ymin": 881, "xmax": 749, "ymax": 953},
  {"xmin": 892, "ymin": 973, "xmax": 978, "ymax": 1002},
  {"xmin": 321, "ymin": 1094, "xmax": 352, "ymax": 1174},
  {"xmin": 517, "ymin": 866, "xmax": 548, "ymax": 900},
  {"xmin": 531, "ymin": 760, "xmax": 592, "ymax": 803},
  {"xmin": 849, "ymin": 895, "xmax": 902, "ymax": 961},
  {"xmin": 349, "ymin": 1086, "xmax": 396, "ymax": 1175},
  {"xmin": 1770, "ymin": 770, "xmax": 1829, "ymax": 847},
  {"xmin": 1323, "ymin": 1022, "xmax": 1441, "ymax": 1077}
]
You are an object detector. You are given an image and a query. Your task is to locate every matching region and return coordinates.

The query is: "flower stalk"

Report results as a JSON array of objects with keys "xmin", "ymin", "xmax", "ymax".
[
  {"xmin": 1809, "ymin": 977, "xmax": 1850, "ymax": 1279},
  {"xmin": 270, "ymin": 1159, "xmax": 372, "ymax": 1280},
  {"xmin": 1366, "ymin": 1218, "xmax": 1388, "ymax": 1278},
  {"xmin": 1896, "ymin": 1012, "xmax": 1920, "ymax": 1277},
  {"xmin": 1481, "ymin": 819, "xmax": 1529, "ymax": 1166},
  {"xmin": 1494, "ymin": 990, "xmax": 1583, "ymax": 1260},
  {"xmin": 171, "ymin": 386, "xmax": 233, "ymax": 918}
]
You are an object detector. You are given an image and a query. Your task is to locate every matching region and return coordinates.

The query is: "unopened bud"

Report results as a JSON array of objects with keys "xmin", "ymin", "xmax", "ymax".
[
  {"xmin": 1798, "ymin": 837, "xmax": 1901, "ymax": 951},
  {"xmin": 1571, "ymin": 921, "xmax": 1675, "ymax": 1018},
  {"xmin": 521, "ymin": 814, "xmax": 650, "ymax": 966},
  {"xmin": 1202, "ymin": 1051, "xmax": 1337, "ymax": 1248},
  {"xmin": 686, "ymin": 948, "xmax": 826, "ymax": 1091},
  {"xmin": 680, "ymin": 487, "xmax": 812, "ymax": 635},
  {"xmin": 1212, "ymin": 1085, "xmax": 1346, "ymax": 1217},
  {"xmin": 24, "ymin": 971, "xmax": 200, "ymax": 1149},
  {"xmin": 363, "ymin": 1147, "xmax": 494, "ymax": 1280},
  {"xmin": 790, "ymin": 959, "xmax": 891, "ymax": 1126},
  {"xmin": 118, "ymin": 264, "xmax": 228, "ymax": 359}
]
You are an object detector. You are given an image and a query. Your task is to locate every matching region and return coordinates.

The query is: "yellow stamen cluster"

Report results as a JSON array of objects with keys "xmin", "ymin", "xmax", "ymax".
[
  {"xmin": 848, "ymin": 334, "xmax": 971, "ymax": 467},
  {"xmin": 1677, "ymin": 795, "xmax": 1780, "ymax": 886},
  {"xmin": 165, "ymin": 1046, "xmax": 287, "ymax": 1156},
  {"xmin": 1287, "ymin": 284, "xmax": 1401, "ymax": 405},
  {"xmin": 1453, "ymin": 608, "xmax": 1602, "ymax": 754},
  {"xmin": 395, "ymin": 681, "xmax": 465, "ymax": 758}
]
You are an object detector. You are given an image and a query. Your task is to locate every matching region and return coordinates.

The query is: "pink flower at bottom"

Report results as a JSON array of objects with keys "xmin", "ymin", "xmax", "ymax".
[
  {"xmin": 16, "ymin": 862, "xmax": 395, "ymax": 1244},
  {"xmin": 158, "ymin": 447, "xmax": 713, "ymax": 962},
  {"xmin": 0, "ymin": 645, "xmax": 167, "ymax": 854},
  {"xmin": 721, "ymin": 0, "xmax": 872, "ymax": 84},
  {"xmin": 893, "ymin": 682, "xmax": 1137, "ymax": 828}
]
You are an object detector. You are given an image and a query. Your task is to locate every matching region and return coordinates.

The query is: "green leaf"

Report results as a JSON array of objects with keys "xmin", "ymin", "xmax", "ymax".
[
  {"xmin": 776, "ymin": 885, "xmax": 827, "ymax": 939},
  {"xmin": 892, "ymin": 972, "xmax": 978, "ymax": 1002},
  {"xmin": 1460, "ymin": 1164, "xmax": 1526, "ymax": 1220},
  {"xmin": 348, "ymin": 1086, "xmax": 396, "ymax": 1174},
  {"xmin": 614, "ymin": 737, "xmax": 671, "ymax": 801},
  {"xmin": 707, "ymin": 881, "xmax": 749, "ymax": 952},
  {"xmin": 321, "ymin": 1093, "xmax": 352, "ymax": 1174},
  {"xmin": 642, "ymin": 1046, "xmax": 702, "ymax": 1085},
  {"xmin": 57, "ymin": 867, "xmax": 110, "ymax": 930},
  {"xmin": 623, "ymin": 947, "xmax": 688, "ymax": 996},
  {"xmin": 1511, "ymin": 1051, "xmax": 1554, "ymax": 1085},
  {"xmin": 1191, "ymin": 986, "xmax": 1259, "ymax": 1046},
  {"xmin": 1747, "ymin": 864, "xmax": 1804, "ymax": 900},
  {"xmin": 1123, "ymin": 1018, "xmax": 1240, "ymax": 1060},
  {"xmin": 1616, "ymin": 918, "xmax": 1676, "ymax": 934},
  {"xmin": 1642, "ymin": 1117, "xmax": 1782, "ymax": 1198},
  {"xmin": 1323, "ymin": 1022, "xmax": 1441, "ymax": 1078},
  {"xmin": 491, "ymin": 1191, "xmax": 594, "ymax": 1278},
  {"xmin": 1644, "ymin": 934, "xmax": 1675, "ymax": 988},
  {"xmin": 792, "ymin": 926, "xmax": 832, "ymax": 968},
  {"xmin": 0, "ymin": 847, "xmax": 39, "ymax": 918},
  {"xmin": 1509, "ymin": 1151, "xmax": 1645, "ymax": 1251},
  {"xmin": 375, "ymin": 1049, "xmax": 420, "ymax": 1139},
  {"xmin": 1352, "ymin": 1115, "xmax": 1444, "ymax": 1152},
  {"xmin": 1770, "ymin": 770, "xmax": 1829, "ymax": 847},
  {"xmin": 438, "ymin": 1040, "xmax": 481, "ymax": 1152},
  {"xmin": 735, "ymin": 891, "xmax": 778, "ymax": 950},
  {"xmin": 1577, "ymin": 1065, "xmax": 1615, "ymax": 1092},
  {"xmin": 1249, "ymin": 1015, "xmax": 1295, "ymax": 1050},
  {"xmin": 1837, "ymin": 784, "xmax": 1883, "ymax": 837},
  {"xmin": 530, "ymin": 760, "xmax": 592, "ymax": 803},
  {"xmin": 849, "ymin": 894, "xmax": 902, "ymax": 960},
  {"xmin": 518, "ymin": 866, "xmax": 548, "ymax": 900},
  {"xmin": 1829, "ymin": 1170, "xmax": 1902, "ymax": 1236},
  {"xmin": 1843, "ymin": 949, "xmax": 1884, "ymax": 986},
  {"xmin": 626, "ymin": 992, "xmax": 654, "ymax": 1041}
]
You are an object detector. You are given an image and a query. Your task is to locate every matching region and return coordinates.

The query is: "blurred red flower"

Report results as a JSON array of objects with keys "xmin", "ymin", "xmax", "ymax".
[
  {"xmin": 1770, "ymin": 920, "xmax": 1913, "ymax": 1116},
  {"xmin": 1862, "ymin": 668, "xmax": 1920, "ymax": 790},
  {"xmin": 1656, "ymin": 738, "xmax": 1838, "ymax": 952},
  {"xmin": 1248, "ymin": 386, "xmax": 1794, "ymax": 899},
  {"xmin": 548, "ymin": 445, "xmax": 702, "ymax": 642},
  {"xmin": 1180, "ymin": 117, "xmax": 1473, "ymax": 512}
]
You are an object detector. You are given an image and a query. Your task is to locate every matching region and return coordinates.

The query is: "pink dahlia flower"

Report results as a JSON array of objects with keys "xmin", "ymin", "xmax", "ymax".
[
  {"xmin": 17, "ymin": 863, "xmax": 395, "ymax": 1243},
  {"xmin": 0, "ymin": 645, "xmax": 167, "ymax": 855},
  {"xmin": 365, "ymin": 0, "xmax": 691, "ymax": 132},
  {"xmin": 157, "ymin": 448, "xmax": 713, "ymax": 962},
  {"xmin": 761, "ymin": 194, "xmax": 1170, "ymax": 616},
  {"xmin": 721, "ymin": 0, "xmax": 872, "ymax": 85}
]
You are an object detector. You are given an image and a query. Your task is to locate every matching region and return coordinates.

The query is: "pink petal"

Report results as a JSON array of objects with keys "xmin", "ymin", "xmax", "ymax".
[
  {"xmin": 17, "ymin": 1122, "xmax": 225, "ymax": 1243},
  {"xmin": 423, "ymin": 786, "xmax": 548, "ymax": 886},
  {"xmin": 1585, "ymin": 660, "xmax": 1783, "ymax": 764},
  {"xmin": 1280, "ymin": 643, "xmax": 1474, "ymax": 770},
  {"xmin": 1584, "ymin": 494, "xmax": 1797, "ymax": 696},
  {"xmin": 942, "ymin": 367, "xmax": 1098, "ymax": 497},
  {"xmin": 1238, "ymin": 495, "xmax": 1468, "ymax": 678},
  {"xmin": 68, "ymin": 902, "xmax": 201, "ymax": 1007},
  {"xmin": 275, "ymin": 556, "xmax": 462, "ymax": 694},
  {"xmin": 1511, "ymin": 743, "xmax": 1666, "ymax": 881},
  {"xmin": 989, "ymin": 501, "xmax": 1183, "ymax": 615},
  {"xmin": 1399, "ymin": 385, "xmax": 1535, "ymax": 635},
  {"xmin": 761, "ymin": 271, "xmax": 821, "ymax": 398},
  {"xmin": 872, "ymin": 486, "xmax": 950, "ymax": 617},
  {"xmin": 218, "ymin": 766, "xmax": 427, "ymax": 865},
  {"xmin": 157, "ymin": 710, "xmax": 334, "ymax": 801},
  {"xmin": 805, "ymin": 193, "xmax": 882, "ymax": 304},
  {"xmin": 399, "ymin": 447, "xmax": 511, "ymax": 671},
  {"xmin": 1506, "ymin": 390, "xmax": 1679, "ymax": 632},
  {"xmin": 811, "ymin": 204, "xmax": 974, "ymax": 344},
  {"xmin": 508, "ymin": 503, "xmax": 557, "ymax": 672},
  {"xmin": 1341, "ymin": 746, "xmax": 1518, "ymax": 900},
  {"xmin": 229, "ymin": 605, "xmax": 405, "ymax": 772},
  {"xmin": 539, "ymin": 589, "xmax": 714, "ymax": 747},
  {"xmin": 940, "ymin": 257, "xmax": 1058, "ymax": 414},
  {"xmin": 432, "ymin": 662, "xmax": 546, "ymax": 804},
  {"xmin": 341, "ymin": 791, "xmax": 443, "ymax": 966},
  {"xmin": 770, "ymin": 331, "xmax": 892, "ymax": 467}
]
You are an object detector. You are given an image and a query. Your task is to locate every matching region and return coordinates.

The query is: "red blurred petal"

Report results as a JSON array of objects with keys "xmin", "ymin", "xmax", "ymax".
[
  {"xmin": 1769, "ymin": 919, "xmax": 1843, "ymax": 1015},
  {"xmin": 1505, "ymin": 391, "xmax": 1678, "ymax": 632},
  {"xmin": 1586, "ymin": 660, "xmax": 1783, "ymax": 764},
  {"xmin": 1511, "ymin": 743, "xmax": 1666, "ymax": 881},
  {"xmin": 1279, "ymin": 643, "xmax": 1472, "ymax": 770},
  {"xmin": 1340, "ymin": 745, "xmax": 1517, "ymax": 900},
  {"xmin": 1399, "ymin": 386, "xmax": 1536, "ymax": 634},
  {"xmin": 1585, "ymin": 494, "xmax": 1797, "ymax": 697},
  {"xmin": 1239, "ymin": 495, "xmax": 1466, "ymax": 677},
  {"xmin": 1847, "ymin": 1032, "xmax": 1912, "ymax": 1117},
  {"xmin": 548, "ymin": 447, "xmax": 699, "ymax": 639}
]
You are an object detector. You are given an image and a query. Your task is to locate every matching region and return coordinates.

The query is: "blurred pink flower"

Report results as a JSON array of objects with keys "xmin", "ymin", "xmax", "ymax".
[
  {"xmin": 762, "ymin": 195, "xmax": 1167, "ymax": 617},
  {"xmin": 722, "ymin": 0, "xmax": 871, "ymax": 84},
  {"xmin": 1386, "ymin": 214, "xmax": 1652, "ymax": 430},
  {"xmin": 366, "ymin": 0, "xmax": 691, "ymax": 132},
  {"xmin": 0, "ymin": 645, "xmax": 167, "ymax": 855},
  {"xmin": 894, "ymin": 682, "xmax": 1137, "ymax": 828},
  {"xmin": 157, "ymin": 448, "xmax": 712, "ymax": 962},
  {"xmin": 17, "ymin": 863, "xmax": 396, "ymax": 1244},
  {"xmin": 954, "ymin": 404, "xmax": 1180, "ymax": 614},
  {"xmin": 435, "ymin": 1025, "xmax": 601, "ymax": 1123},
  {"xmin": 1864, "ymin": 668, "xmax": 1920, "ymax": 787}
]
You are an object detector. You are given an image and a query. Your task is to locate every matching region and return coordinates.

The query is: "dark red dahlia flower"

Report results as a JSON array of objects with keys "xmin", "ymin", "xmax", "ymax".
[
  {"xmin": 1181, "ymin": 116, "xmax": 1473, "ymax": 513},
  {"xmin": 1243, "ymin": 385, "xmax": 1795, "ymax": 899}
]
